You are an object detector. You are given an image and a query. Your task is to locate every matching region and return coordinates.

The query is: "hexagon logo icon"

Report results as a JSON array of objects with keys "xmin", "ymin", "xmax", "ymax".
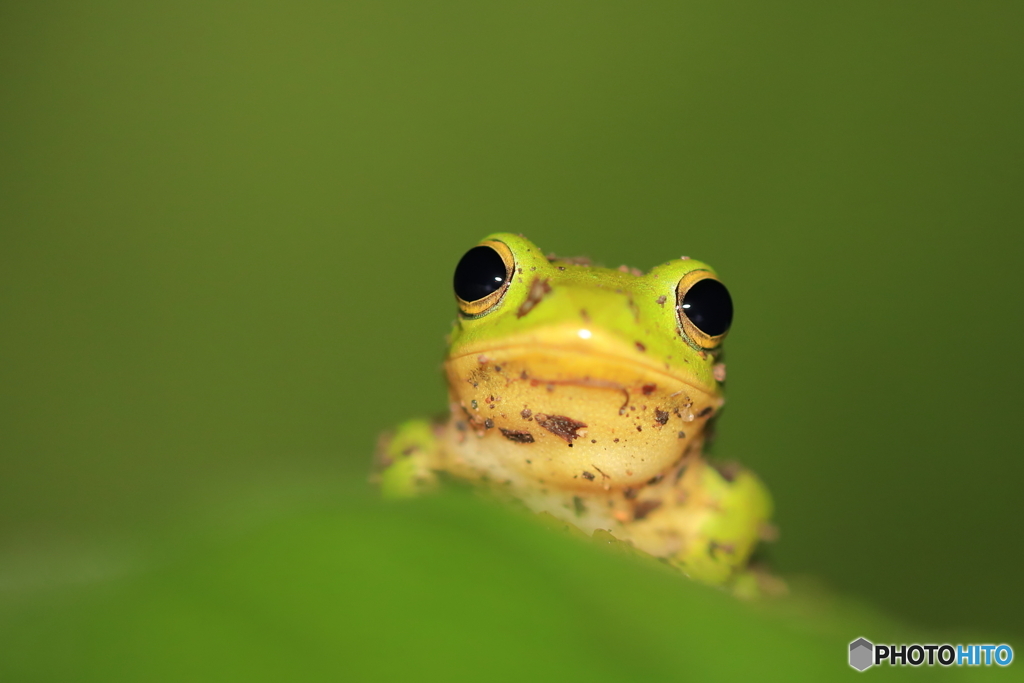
[{"xmin": 849, "ymin": 638, "xmax": 874, "ymax": 671}]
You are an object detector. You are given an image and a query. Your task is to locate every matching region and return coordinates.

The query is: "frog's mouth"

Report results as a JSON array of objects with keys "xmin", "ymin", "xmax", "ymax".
[
  {"xmin": 446, "ymin": 327, "xmax": 719, "ymax": 421},
  {"xmin": 448, "ymin": 344, "xmax": 714, "ymax": 412},
  {"xmin": 447, "ymin": 321, "xmax": 717, "ymax": 399}
]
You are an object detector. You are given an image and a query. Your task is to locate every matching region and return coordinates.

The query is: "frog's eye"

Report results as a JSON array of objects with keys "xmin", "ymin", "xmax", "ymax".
[
  {"xmin": 676, "ymin": 270, "xmax": 733, "ymax": 348},
  {"xmin": 453, "ymin": 240, "xmax": 515, "ymax": 316}
]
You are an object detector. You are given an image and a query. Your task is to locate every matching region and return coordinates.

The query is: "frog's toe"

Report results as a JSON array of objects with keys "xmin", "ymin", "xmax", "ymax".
[
  {"xmin": 379, "ymin": 456, "xmax": 439, "ymax": 498},
  {"xmin": 373, "ymin": 419, "xmax": 443, "ymax": 498}
]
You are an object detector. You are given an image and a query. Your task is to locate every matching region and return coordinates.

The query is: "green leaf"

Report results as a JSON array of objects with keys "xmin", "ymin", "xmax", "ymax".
[{"xmin": 1, "ymin": 486, "xmax": 1015, "ymax": 682}]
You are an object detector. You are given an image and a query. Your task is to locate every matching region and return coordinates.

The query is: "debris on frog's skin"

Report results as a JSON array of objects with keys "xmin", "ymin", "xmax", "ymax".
[
  {"xmin": 520, "ymin": 407, "xmax": 533, "ymax": 420},
  {"xmin": 483, "ymin": 418, "xmax": 494, "ymax": 429},
  {"xmin": 477, "ymin": 355, "xmax": 489, "ymax": 364},
  {"xmin": 713, "ymin": 362, "xmax": 727, "ymax": 382},
  {"xmin": 677, "ymin": 430, "xmax": 686, "ymax": 439},
  {"xmin": 573, "ymin": 496, "xmax": 587, "ymax": 516},
  {"xmin": 617, "ymin": 264, "xmax": 644, "ymax": 277},
  {"xmin": 677, "ymin": 405, "xmax": 696, "ymax": 422},
  {"xmin": 500, "ymin": 428, "xmax": 535, "ymax": 443},
  {"xmin": 517, "ymin": 277, "xmax": 551, "ymax": 318},
  {"xmin": 642, "ymin": 384, "xmax": 656, "ymax": 395},
  {"xmin": 656, "ymin": 295, "xmax": 667, "ymax": 306},
  {"xmin": 654, "ymin": 409, "xmax": 669, "ymax": 425},
  {"xmin": 635, "ymin": 341, "xmax": 646, "ymax": 352},
  {"xmin": 534, "ymin": 413, "xmax": 588, "ymax": 443}
]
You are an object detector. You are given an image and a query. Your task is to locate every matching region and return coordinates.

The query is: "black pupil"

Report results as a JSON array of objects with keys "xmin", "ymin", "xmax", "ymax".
[
  {"xmin": 682, "ymin": 279, "xmax": 733, "ymax": 337},
  {"xmin": 453, "ymin": 246, "xmax": 507, "ymax": 302}
]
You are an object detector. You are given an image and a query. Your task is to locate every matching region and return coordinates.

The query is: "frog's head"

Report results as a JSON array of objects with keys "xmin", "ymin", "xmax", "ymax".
[{"xmin": 444, "ymin": 233, "xmax": 733, "ymax": 491}]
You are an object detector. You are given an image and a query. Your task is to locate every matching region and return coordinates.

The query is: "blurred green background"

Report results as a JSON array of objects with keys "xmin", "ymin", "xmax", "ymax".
[{"xmin": 2, "ymin": 1, "xmax": 1022, "ymax": 679}]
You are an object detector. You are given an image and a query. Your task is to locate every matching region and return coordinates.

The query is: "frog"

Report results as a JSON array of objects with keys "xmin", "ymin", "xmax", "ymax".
[{"xmin": 372, "ymin": 233, "xmax": 775, "ymax": 593}]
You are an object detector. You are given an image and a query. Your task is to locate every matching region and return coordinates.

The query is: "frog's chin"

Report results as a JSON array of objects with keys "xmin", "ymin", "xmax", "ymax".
[{"xmin": 443, "ymin": 340, "xmax": 722, "ymax": 491}]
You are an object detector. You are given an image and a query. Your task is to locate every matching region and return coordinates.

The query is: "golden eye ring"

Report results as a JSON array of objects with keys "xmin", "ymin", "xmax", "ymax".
[
  {"xmin": 453, "ymin": 239, "xmax": 515, "ymax": 317},
  {"xmin": 676, "ymin": 269, "xmax": 733, "ymax": 349}
]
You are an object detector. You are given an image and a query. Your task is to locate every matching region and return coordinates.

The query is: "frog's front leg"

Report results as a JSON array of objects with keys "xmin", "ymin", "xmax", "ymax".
[
  {"xmin": 372, "ymin": 419, "xmax": 446, "ymax": 498},
  {"xmin": 627, "ymin": 458, "xmax": 774, "ymax": 591},
  {"xmin": 673, "ymin": 460, "xmax": 774, "ymax": 588}
]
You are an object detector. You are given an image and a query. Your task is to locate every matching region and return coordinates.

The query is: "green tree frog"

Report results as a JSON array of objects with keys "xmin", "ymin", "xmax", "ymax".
[{"xmin": 373, "ymin": 234, "xmax": 775, "ymax": 593}]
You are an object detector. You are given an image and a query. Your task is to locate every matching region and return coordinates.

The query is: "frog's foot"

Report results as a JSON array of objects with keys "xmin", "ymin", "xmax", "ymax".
[
  {"xmin": 664, "ymin": 460, "xmax": 776, "ymax": 591},
  {"xmin": 372, "ymin": 419, "xmax": 443, "ymax": 498}
]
